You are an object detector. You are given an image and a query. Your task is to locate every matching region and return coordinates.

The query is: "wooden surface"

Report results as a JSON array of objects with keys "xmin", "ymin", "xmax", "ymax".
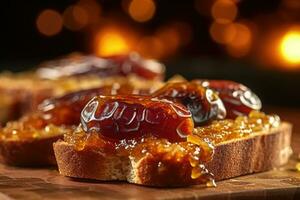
[{"xmin": 0, "ymin": 110, "xmax": 299, "ymax": 200}]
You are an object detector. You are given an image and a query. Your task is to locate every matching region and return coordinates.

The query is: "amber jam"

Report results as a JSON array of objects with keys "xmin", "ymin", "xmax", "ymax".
[
  {"xmin": 0, "ymin": 84, "xmax": 149, "ymax": 140},
  {"xmin": 81, "ymin": 95, "xmax": 194, "ymax": 142},
  {"xmin": 65, "ymin": 110, "xmax": 280, "ymax": 186},
  {"xmin": 194, "ymin": 111, "xmax": 280, "ymax": 144},
  {"xmin": 1, "ymin": 115, "xmax": 71, "ymax": 140},
  {"xmin": 152, "ymin": 81, "xmax": 226, "ymax": 126},
  {"xmin": 64, "ymin": 126, "xmax": 215, "ymax": 186}
]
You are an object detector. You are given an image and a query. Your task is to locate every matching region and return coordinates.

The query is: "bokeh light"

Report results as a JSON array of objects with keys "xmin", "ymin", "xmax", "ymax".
[
  {"xmin": 137, "ymin": 36, "xmax": 164, "ymax": 59},
  {"xmin": 36, "ymin": 9, "xmax": 63, "ymax": 36},
  {"xmin": 280, "ymin": 30, "xmax": 300, "ymax": 64},
  {"xmin": 63, "ymin": 5, "xmax": 89, "ymax": 31},
  {"xmin": 209, "ymin": 22, "xmax": 236, "ymax": 44},
  {"xmin": 155, "ymin": 26, "xmax": 180, "ymax": 56},
  {"xmin": 226, "ymin": 23, "xmax": 252, "ymax": 57},
  {"xmin": 211, "ymin": 0, "xmax": 238, "ymax": 24},
  {"xmin": 94, "ymin": 28, "xmax": 131, "ymax": 56},
  {"xmin": 128, "ymin": 0, "xmax": 156, "ymax": 22},
  {"xmin": 169, "ymin": 22, "xmax": 193, "ymax": 46}
]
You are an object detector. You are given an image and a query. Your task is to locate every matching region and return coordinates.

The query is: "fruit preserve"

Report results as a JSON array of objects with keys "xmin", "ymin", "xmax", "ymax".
[
  {"xmin": 0, "ymin": 84, "xmax": 148, "ymax": 140},
  {"xmin": 194, "ymin": 111, "xmax": 280, "ymax": 144},
  {"xmin": 65, "ymin": 110, "xmax": 281, "ymax": 186}
]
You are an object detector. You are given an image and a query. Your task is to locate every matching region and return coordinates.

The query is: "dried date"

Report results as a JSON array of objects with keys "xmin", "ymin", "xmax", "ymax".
[
  {"xmin": 196, "ymin": 80, "xmax": 262, "ymax": 118},
  {"xmin": 81, "ymin": 96, "xmax": 194, "ymax": 142},
  {"xmin": 152, "ymin": 82, "xmax": 226, "ymax": 126}
]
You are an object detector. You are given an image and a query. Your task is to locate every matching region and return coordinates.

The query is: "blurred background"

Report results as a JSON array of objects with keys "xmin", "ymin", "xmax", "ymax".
[{"xmin": 1, "ymin": 0, "xmax": 300, "ymax": 110}]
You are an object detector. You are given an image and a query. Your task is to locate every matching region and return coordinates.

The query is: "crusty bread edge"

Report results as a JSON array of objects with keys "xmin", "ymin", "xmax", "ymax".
[
  {"xmin": 53, "ymin": 122, "xmax": 292, "ymax": 187},
  {"xmin": 0, "ymin": 135, "xmax": 63, "ymax": 166}
]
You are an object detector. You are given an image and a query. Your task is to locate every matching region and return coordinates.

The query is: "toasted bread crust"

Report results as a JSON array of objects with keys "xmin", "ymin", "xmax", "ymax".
[
  {"xmin": 54, "ymin": 123, "xmax": 292, "ymax": 187},
  {"xmin": 0, "ymin": 135, "xmax": 62, "ymax": 166}
]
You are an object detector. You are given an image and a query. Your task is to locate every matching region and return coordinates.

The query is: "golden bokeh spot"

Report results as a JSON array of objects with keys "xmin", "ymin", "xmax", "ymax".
[
  {"xmin": 63, "ymin": 5, "xmax": 89, "ymax": 31},
  {"xmin": 137, "ymin": 36, "xmax": 165, "ymax": 59},
  {"xmin": 209, "ymin": 22, "xmax": 236, "ymax": 44},
  {"xmin": 226, "ymin": 23, "xmax": 252, "ymax": 57},
  {"xmin": 212, "ymin": 0, "xmax": 238, "ymax": 24},
  {"xmin": 227, "ymin": 23, "xmax": 252, "ymax": 47},
  {"xmin": 95, "ymin": 29, "xmax": 130, "ymax": 56},
  {"xmin": 36, "ymin": 9, "xmax": 63, "ymax": 36},
  {"xmin": 280, "ymin": 30, "xmax": 300, "ymax": 64},
  {"xmin": 156, "ymin": 26, "xmax": 180, "ymax": 56},
  {"xmin": 170, "ymin": 22, "xmax": 193, "ymax": 45},
  {"xmin": 128, "ymin": 0, "xmax": 156, "ymax": 22}
]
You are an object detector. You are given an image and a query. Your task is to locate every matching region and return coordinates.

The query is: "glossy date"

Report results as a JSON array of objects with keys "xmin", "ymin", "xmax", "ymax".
[
  {"xmin": 152, "ymin": 82, "xmax": 226, "ymax": 126},
  {"xmin": 81, "ymin": 96, "xmax": 194, "ymax": 142},
  {"xmin": 37, "ymin": 53, "xmax": 165, "ymax": 80},
  {"xmin": 196, "ymin": 80, "xmax": 262, "ymax": 118},
  {"xmin": 24, "ymin": 84, "xmax": 140, "ymax": 127}
]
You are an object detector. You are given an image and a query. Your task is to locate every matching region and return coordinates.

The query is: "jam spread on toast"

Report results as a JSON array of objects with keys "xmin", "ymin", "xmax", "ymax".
[
  {"xmin": 0, "ymin": 84, "xmax": 148, "ymax": 140},
  {"xmin": 0, "ymin": 69, "xmax": 281, "ymax": 187},
  {"xmin": 63, "ymin": 81, "xmax": 279, "ymax": 186}
]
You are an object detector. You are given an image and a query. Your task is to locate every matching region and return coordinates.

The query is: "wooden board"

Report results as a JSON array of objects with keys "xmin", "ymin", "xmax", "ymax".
[{"xmin": 0, "ymin": 134, "xmax": 299, "ymax": 200}]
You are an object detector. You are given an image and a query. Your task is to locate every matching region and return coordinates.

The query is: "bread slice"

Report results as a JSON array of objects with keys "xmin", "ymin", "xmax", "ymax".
[
  {"xmin": 0, "ymin": 135, "xmax": 62, "ymax": 166},
  {"xmin": 0, "ymin": 76, "xmax": 163, "ymax": 166},
  {"xmin": 53, "ymin": 122, "xmax": 292, "ymax": 187}
]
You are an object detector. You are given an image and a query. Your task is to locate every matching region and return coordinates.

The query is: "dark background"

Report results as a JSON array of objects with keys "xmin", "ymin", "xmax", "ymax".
[{"xmin": 1, "ymin": 0, "xmax": 300, "ymax": 107}]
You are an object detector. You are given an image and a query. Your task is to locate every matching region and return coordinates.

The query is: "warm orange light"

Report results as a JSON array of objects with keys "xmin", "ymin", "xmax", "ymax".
[
  {"xmin": 209, "ymin": 22, "xmax": 236, "ymax": 44},
  {"xmin": 128, "ymin": 0, "xmax": 156, "ymax": 22},
  {"xmin": 228, "ymin": 23, "xmax": 252, "ymax": 47},
  {"xmin": 156, "ymin": 26, "xmax": 180, "ymax": 56},
  {"xmin": 137, "ymin": 36, "xmax": 164, "ymax": 59},
  {"xmin": 63, "ymin": 5, "xmax": 89, "ymax": 31},
  {"xmin": 226, "ymin": 23, "xmax": 252, "ymax": 57},
  {"xmin": 95, "ymin": 29, "xmax": 131, "ymax": 56},
  {"xmin": 170, "ymin": 22, "xmax": 193, "ymax": 46},
  {"xmin": 280, "ymin": 31, "xmax": 300, "ymax": 64},
  {"xmin": 36, "ymin": 9, "xmax": 63, "ymax": 36},
  {"xmin": 211, "ymin": 0, "xmax": 237, "ymax": 24}
]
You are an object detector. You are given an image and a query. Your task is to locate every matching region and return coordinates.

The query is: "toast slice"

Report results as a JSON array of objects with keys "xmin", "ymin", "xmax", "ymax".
[
  {"xmin": 0, "ymin": 135, "xmax": 63, "ymax": 166},
  {"xmin": 0, "ymin": 78, "xmax": 163, "ymax": 166},
  {"xmin": 53, "ymin": 121, "xmax": 292, "ymax": 187}
]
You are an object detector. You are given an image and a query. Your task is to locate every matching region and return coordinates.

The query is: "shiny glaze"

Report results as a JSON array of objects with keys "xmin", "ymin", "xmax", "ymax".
[
  {"xmin": 81, "ymin": 95, "xmax": 194, "ymax": 142},
  {"xmin": 152, "ymin": 81, "xmax": 226, "ymax": 126},
  {"xmin": 37, "ymin": 53, "xmax": 165, "ymax": 80},
  {"xmin": 196, "ymin": 80, "xmax": 262, "ymax": 119},
  {"xmin": 1, "ymin": 84, "xmax": 143, "ymax": 139}
]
